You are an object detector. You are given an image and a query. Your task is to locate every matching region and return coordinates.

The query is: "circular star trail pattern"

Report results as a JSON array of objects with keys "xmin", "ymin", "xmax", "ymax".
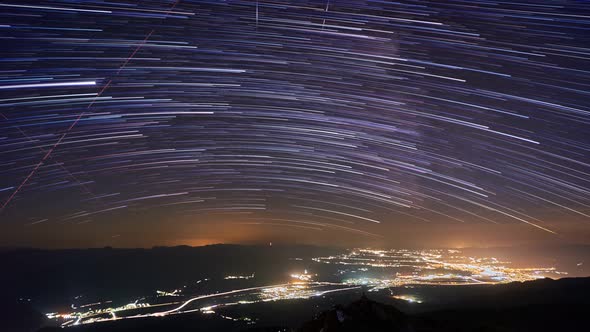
[{"xmin": 1, "ymin": 1, "xmax": 590, "ymax": 240}]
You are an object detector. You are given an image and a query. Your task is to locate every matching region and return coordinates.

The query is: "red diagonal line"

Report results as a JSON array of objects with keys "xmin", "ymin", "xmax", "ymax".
[
  {"xmin": 87, "ymin": 79, "xmax": 111, "ymax": 109},
  {"xmin": 0, "ymin": 109, "xmax": 89, "ymax": 211},
  {"xmin": 0, "ymin": 112, "xmax": 97, "ymax": 198},
  {"xmin": 117, "ymin": 30, "xmax": 154, "ymax": 74}
]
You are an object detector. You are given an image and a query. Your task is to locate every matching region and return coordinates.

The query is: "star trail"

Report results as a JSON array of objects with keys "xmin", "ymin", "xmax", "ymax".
[{"xmin": 1, "ymin": 0, "xmax": 590, "ymax": 247}]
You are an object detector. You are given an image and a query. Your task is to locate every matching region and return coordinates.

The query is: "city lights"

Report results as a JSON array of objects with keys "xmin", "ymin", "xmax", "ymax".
[{"xmin": 44, "ymin": 247, "xmax": 565, "ymax": 327}]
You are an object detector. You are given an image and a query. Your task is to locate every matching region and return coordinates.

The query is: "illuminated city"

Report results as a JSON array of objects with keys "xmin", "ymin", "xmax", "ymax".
[
  {"xmin": 42, "ymin": 247, "xmax": 565, "ymax": 328},
  {"xmin": 314, "ymin": 248, "xmax": 565, "ymax": 289}
]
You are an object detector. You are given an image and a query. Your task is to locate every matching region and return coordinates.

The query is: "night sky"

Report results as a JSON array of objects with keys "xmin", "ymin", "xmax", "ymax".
[{"xmin": 1, "ymin": 1, "xmax": 590, "ymax": 248}]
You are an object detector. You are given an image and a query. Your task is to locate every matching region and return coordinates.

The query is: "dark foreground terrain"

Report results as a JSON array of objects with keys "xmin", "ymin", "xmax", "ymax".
[
  {"xmin": 2, "ymin": 277, "xmax": 588, "ymax": 332},
  {"xmin": 300, "ymin": 285, "xmax": 590, "ymax": 332},
  {"xmin": 2, "ymin": 245, "xmax": 589, "ymax": 332}
]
